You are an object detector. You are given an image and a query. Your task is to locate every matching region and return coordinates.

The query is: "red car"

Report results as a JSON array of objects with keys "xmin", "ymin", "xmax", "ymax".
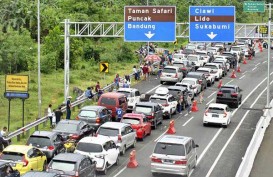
[{"xmin": 121, "ymin": 113, "xmax": 152, "ymax": 141}]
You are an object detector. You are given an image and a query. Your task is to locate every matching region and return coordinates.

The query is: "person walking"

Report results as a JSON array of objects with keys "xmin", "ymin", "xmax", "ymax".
[
  {"xmin": 48, "ymin": 104, "xmax": 53, "ymax": 128},
  {"xmin": 133, "ymin": 66, "xmax": 139, "ymax": 80},
  {"xmin": 142, "ymin": 64, "xmax": 149, "ymax": 81},
  {"xmin": 176, "ymin": 92, "xmax": 183, "ymax": 114},
  {"xmin": 114, "ymin": 74, "xmax": 120, "ymax": 89},
  {"xmin": 54, "ymin": 106, "xmax": 63, "ymax": 125},
  {"xmin": 116, "ymin": 107, "xmax": 123, "ymax": 122},
  {"xmin": 187, "ymin": 95, "xmax": 192, "ymax": 114},
  {"xmin": 0, "ymin": 127, "xmax": 9, "ymax": 152},
  {"xmin": 95, "ymin": 82, "xmax": 100, "ymax": 93},
  {"xmin": 199, "ymin": 90, "xmax": 204, "ymax": 103},
  {"xmin": 66, "ymin": 96, "xmax": 72, "ymax": 120}
]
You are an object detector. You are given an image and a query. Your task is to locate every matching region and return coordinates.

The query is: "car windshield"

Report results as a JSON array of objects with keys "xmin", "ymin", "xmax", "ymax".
[
  {"xmin": 27, "ymin": 136, "xmax": 52, "ymax": 147},
  {"xmin": 207, "ymin": 48, "xmax": 216, "ymax": 52},
  {"xmin": 50, "ymin": 160, "xmax": 76, "ymax": 172},
  {"xmin": 79, "ymin": 110, "xmax": 97, "ymax": 118},
  {"xmin": 117, "ymin": 91, "xmax": 131, "ymax": 97},
  {"xmin": 100, "ymin": 97, "xmax": 116, "ymax": 106},
  {"xmin": 208, "ymin": 107, "xmax": 225, "ymax": 114},
  {"xmin": 168, "ymin": 90, "xmax": 180, "ymax": 96},
  {"xmin": 231, "ymin": 47, "xmax": 241, "ymax": 51},
  {"xmin": 150, "ymin": 98, "xmax": 167, "ymax": 105},
  {"xmin": 135, "ymin": 106, "xmax": 153, "ymax": 114},
  {"xmin": 182, "ymin": 80, "xmax": 195, "ymax": 85},
  {"xmin": 188, "ymin": 56, "xmax": 198, "ymax": 61},
  {"xmin": 98, "ymin": 127, "xmax": 119, "ymax": 136},
  {"xmin": 122, "ymin": 117, "xmax": 140, "ymax": 125},
  {"xmin": 1, "ymin": 152, "xmax": 24, "ymax": 162},
  {"xmin": 76, "ymin": 142, "xmax": 102, "ymax": 153},
  {"xmin": 54, "ymin": 123, "xmax": 78, "ymax": 133},
  {"xmin": 196, "ymin": 52, "xmax": 206, "ymax": 56},
  {"xmin": 173, "ymin": 54, "xmax": 184, "ymax": 59},
  {"xmin": 154, "ymin": 143, "xmax": 185, "ymax": 156},
  {"xmin": 162, "ymin": 68, "xmax": 176, "ymax": 73}
]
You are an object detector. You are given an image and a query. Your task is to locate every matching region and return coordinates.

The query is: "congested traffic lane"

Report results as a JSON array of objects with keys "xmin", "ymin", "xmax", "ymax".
[{"xmin": 99, "ymin": 48, "xmax": 271, "ymax": 177}]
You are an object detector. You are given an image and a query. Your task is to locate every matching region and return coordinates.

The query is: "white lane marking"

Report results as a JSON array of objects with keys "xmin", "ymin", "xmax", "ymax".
[
  {"xmin": 182, "ymin": 116, "xmax": 194, "ymax": 126},
  {"xmin": 239, "ymin": 75, "xmax": 245, "ymax": 80},
  {"xmin": 184, "ymin": 113, "xmax": 188, "ymax": 117},
  {"xmin": 242, "ymin": 71, "xmax": 247, "ymax": 75},
  {"xmin": 113, "ymin": 166, "xmax": 127, "ymax": 177},
  {"xmin": 154, "ymin": 129, "xmax": 168, "ymax": 142},
  {"xmin": 206, "ymin": 98, "xmax": 214, "ymax": 105},
  {"xmin": 207, "ymin": 91, "xmax": 217, "ymax": 99},
  {"xmin": 206, "ymin": 77, "xmax": 267, "ymax": 177},
  {"xmin": 225, "ymin": 80, "xmax": 233, "ymax": 85},
  {"xmin": 197, "ymin": 128, "xmax": 223, "ymax": 165},
  {"xmin": 270, "ymin": 72, "xmax": 273, "ymax": 76},
  {"xmin": 255, "ymin": 62, "xmax": 261, "ymax": 67},
  {"xmin": 252, "ymin": 67, "xmax": 257, "ymax": 71},
  {"xmin": 205, "ymin": 80, "xmax": 271, "ymax": 177},
  {"xmin": 146, "ymin": 84, "xmax": 162, "ymax": 94},
  {"xmin": 262, "ymin": 61, "xmax": 267, "ymax": 64}
]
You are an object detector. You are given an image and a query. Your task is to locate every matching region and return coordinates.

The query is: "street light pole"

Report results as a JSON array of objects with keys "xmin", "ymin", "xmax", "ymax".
[
  {"xmin": 267, "ymin": 3, "xmax": 271, "ymax": 107},
  {"xmin": 37, "ymin": 0, "xmax": 41, "ymax": 118}
]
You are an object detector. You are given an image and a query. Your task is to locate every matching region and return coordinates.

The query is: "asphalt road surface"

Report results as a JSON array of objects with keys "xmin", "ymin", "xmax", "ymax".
[{"xmin": 97, "ymin": 48, "xmax": 273, "ymax": 177}]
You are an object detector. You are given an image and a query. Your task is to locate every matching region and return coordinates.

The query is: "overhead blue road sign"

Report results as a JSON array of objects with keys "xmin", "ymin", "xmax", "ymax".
[
  {"xmin": 189, "ymin": 6, "xmax": 235, "ymax": 42},
  {"xmin": 124, "ymin": 6, "xmax": 176, "ymax": 42}
]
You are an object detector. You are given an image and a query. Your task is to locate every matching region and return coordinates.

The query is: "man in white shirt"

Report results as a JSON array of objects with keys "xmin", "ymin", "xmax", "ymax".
[{"xmin": 48, "ymin": 104, "xmax": 53, "ymax": 128}]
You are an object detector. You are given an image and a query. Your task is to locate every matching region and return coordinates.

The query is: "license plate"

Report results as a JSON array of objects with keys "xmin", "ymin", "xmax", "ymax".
[
  {"xmin": 167, "ymin": 75, "xmax": 171, "ymax": 77},
  {"xmin": 212, "ymin": 114, "xmax": 219, "ymax": 118},
  {"xmin": 164, "ymin": 159, "xmax": 173, "ymax": 163}
]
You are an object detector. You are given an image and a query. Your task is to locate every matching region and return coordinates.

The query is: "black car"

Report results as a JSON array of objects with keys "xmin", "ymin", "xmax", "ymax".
[
  {"xmin": 186, "ymin": 72, "xmax": 207, "ymax": 91},
  {"xmin": 76, "ymin": 106, "xmax": 112, "ymax": 131},
  {"xmin": 134, "ymin": 102, "xmax": 163, "ymax": 129},
  {"xmin": 53, "ymin": 120, "xmax": 94, "ymax": 142},
  {"xmin": 168, "ymin": 86, "xmax": 190, "ymax": 110},
  {"xmin": 0, "ymin": 161, "xmax": 20, "ymax": 177},
  {"xmin": 26, "ymin": 131, "xmax": 64, "ymax": 160},
  {"xmin": 47, "ymin": 153, "xmax": 96, "ymax": 177},
  {"xmin": 216, "ymin": 85, "xmax": 243, "ymax": 108},
  {"xmin": 22, "ymin": 171, "xmax": 60, "ymax": 177}
]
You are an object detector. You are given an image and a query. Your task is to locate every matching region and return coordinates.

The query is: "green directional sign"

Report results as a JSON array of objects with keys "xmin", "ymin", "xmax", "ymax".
[{"xmin": 244, "ymin": 1, "xmax": 265, "ymax": 12}]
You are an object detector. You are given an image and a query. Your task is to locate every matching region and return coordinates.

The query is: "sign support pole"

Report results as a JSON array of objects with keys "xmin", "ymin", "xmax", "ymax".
[
  {"xmin": 8, "ymin": 99, "xmax": 11, "ymax": 131},
  {"xmin": 147, "ymin": 0, "xmax": 149, "ymax": 58},
  {"xmin": 22, "ymin": 99, "xmax": 25, "ymax": 137},
  {"xmin": 267, "ymin": 3, "xmax": 271, "ymax": 107}
]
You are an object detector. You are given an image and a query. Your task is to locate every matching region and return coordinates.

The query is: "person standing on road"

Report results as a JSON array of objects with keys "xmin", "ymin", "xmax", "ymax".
[
  {"xmin": 142, "ymin": 64, "xmax": 149, "ymax": 81},
  {"xmin": 176, "ymin": 92, "xmax": 183, "ymax": 114},
  {"xmin": 0, "ymin": 127, "xmax": 9, "ymax": 152},
  {"xmin": 95, "ymin": 82, "xmax": 100, "ymax": 93},
  {"xmin": 199, "ymin": 90, "xmax": 204, "ymax": 103},
  {"xmin": 114, "ymin": 74, "xmax": 120, "ymax": 89},
  {"xmin": 133, "ymin": 65, "xmax": 139, "ymax": 80},
  {"xmin": 66, "ymin": 96, "xmax": 72, "ymax": 120},
  {"xmin": 54, "ymin": 106, "xmax": 63, "ymax": 125},
  {"xmin": 116, "ymin": 107, "xmax": 123, "ymax": 122},
  {"xmin": 48, "ymin": 104, "xmax": 53, "ymax": 128},
  {"xmin": 187, "ymin": 95, "xmax": 192, "ymax": 114}
]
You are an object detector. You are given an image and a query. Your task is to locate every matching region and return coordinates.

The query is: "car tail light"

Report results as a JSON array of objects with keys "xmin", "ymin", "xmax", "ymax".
[
  {"xmin": 173, "ymin": 73, "xmax": 178, "ymax": 78},
  {"xmin": 22, "ymin": 155, "xmax": 29, "ymax": 167},
  {"xmin": 48, "ymin": 146, "xmax": 54, "ymax": 150},
  {"xmin": 162, "ymin": 102, "xmax": 169, "ymax": 107},
  {"xmin": 198, "ymin": 80, "xmax": 202, "ymax": 84},
  {"xmin": 70, "ymin": 134, "xmax": 80, "ymax": 140},
  {"xmin": 75, "ymin": 116, "xmax": 79, "ymax": 120},
  {"xmin": 182, "ymin": 68, "xmax": 187, "ymax": 71},
  {"xmin": 151, "ymin": 156, "xmax": 162, "ymax": 163},
  {"xmin": 175, "ymin": 159, "xmax": 187, "ymax": 165},
  {"xmin": 96, "ymin": 117, "xmax": 100, "ymax": 123},
  {"xmin": 204, "ymin": 110, "xmax": 208, "ymax": 116},
  {"xmin": 118, "ymin": 135, "xmax": 122, "ymax": 143},
  {"xmin": 217, "ymin": 91, "xmax": 223, "ymax": 96},
  {"xmin": 231, "ymin": 93, "xmax": 238, "ymax": 97},
  {"xmin": 74, "ymin": 171, "xmax": 79, "ymax": 177}
]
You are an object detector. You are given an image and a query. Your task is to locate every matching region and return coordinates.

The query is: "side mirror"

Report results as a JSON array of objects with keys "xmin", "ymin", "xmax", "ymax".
[{"xmin": 195, "ymin": 144, "xmax": 199, "ymax": 148}]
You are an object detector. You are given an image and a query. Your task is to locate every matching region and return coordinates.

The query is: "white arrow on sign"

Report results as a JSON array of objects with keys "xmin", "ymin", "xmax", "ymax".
[
  {"xmin": 145, "ymin": 31, "xmax": 155, "ymax": 39},
  {"xmin": 207, "ymin": 32, "xmax": 217, "ymax": 40}
]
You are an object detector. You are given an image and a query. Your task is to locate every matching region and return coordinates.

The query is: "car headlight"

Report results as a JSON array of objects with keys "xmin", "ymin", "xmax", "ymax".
[{"xmin": 95, "ymin": 154, "xmax": 105, "ymax": 159}]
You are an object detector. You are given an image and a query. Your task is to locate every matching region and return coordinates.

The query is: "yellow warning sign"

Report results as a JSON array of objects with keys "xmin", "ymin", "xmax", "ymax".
[
  {"xmin": 5, "ymin": 75, "xmax": 29, "ymax": 92},
  {"xmin": 100, "ymin": 62, "xmax": 109, "ymax": 73}
]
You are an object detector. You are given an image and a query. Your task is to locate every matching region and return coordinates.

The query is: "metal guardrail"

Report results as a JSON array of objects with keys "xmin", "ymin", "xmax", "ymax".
[{"xmin": 5, "ymin": 61, "xmax": 159, "ymax": 141}]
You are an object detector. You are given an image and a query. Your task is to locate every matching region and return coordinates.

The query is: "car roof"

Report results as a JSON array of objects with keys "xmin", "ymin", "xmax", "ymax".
[
  {"xmin": 100, "ymin": 92, "xmax": 126, "ymax": 98},
  {"xmin": 22, "ymin": 172, "xmax": 59, "ymax": 177},
  {"xmin": 58, "ymin": 119, "xmax": 81, "ymax": 125},
  {"xmin": 78, "ymin": 136, "xmax": 111, "ymax": 145},
  {"xmin": 4, "ymin": 145, "xmax": 33, "ymax": 153},
  {"xmin": 118, "ymin": 88, "xmax": 137, "ymax": 92},
  {"xmin": 221, "ymin": 85, "xmax": 237, "ymax": 89},
  {"xmin": 31, "ymin": 131, "xmax": 57, "ymax": 138},
  {"xmin": 158, "ymin": 135, "xmax": 191, "ymax": 144},
  {"xmin": 53, "ymin": 153, "xmax": 86, "ymax": 162},
  {"xmin": 123, "ymin": 113, "xmax": 144, "ymax": 119},
  {"xmin": 182, "ymin": 78, "xmax": 198, "ymax": 82},
  {"xmin": 80, "ymin": 106, "xmax": 105, "ymax": 111},
  {"xmin": 99, "ymin": 122, "xmax": 129, "ymax": 129},
  {"xmin": 168, "ymin": 86, "xmax": 187, "ymax": 91},
  {"xmin": 205, "ymin": 63, "xmax": 220, "ymax": 66},
  {"xmin": 197, "ymin": 67, "xmax": 211, "ymax": 71},
  {"xmin": 208, "ymin": 103, "xmax": 227, "ymax": 109},
  {"xmin": 187, "ymin": 72, "xmax": 204, "ymax": 76},
  {"xmin": 136, "ymin": 102, "xmax": 159, "ymax": 107}
]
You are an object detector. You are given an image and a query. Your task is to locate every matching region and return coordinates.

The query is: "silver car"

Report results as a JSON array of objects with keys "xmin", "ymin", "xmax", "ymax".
[
  {"xmin": 160, "ymin": 66, "xmax": 183, "ymax": 84},
  {"xmin": 150, "ymin": 135, "xmax": 199, "ymax": 177}
]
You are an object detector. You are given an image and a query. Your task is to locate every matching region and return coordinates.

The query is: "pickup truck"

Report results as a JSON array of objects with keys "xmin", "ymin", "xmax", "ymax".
[{"xmin": 117, "ymin": 88, "xmax": 141, "ymax": 112}]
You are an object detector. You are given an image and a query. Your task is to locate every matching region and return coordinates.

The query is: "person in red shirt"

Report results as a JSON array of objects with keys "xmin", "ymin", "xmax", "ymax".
[
  {"xmin": 95, "ymin": 81, "xmax": 100, "ymax": 93},
  {"xmin": 142, "ymin": 64, "xmax": 149, "ymax": 81}
]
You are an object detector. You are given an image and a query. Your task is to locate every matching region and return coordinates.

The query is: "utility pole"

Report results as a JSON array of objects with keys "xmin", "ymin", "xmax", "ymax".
[
  {"xmin": 266, "ymin": 3, "xmax": 271, "ymax": 107},
  {"xmin": 37, "ymin": 0, "xmax": 41, "ymax": 119}
]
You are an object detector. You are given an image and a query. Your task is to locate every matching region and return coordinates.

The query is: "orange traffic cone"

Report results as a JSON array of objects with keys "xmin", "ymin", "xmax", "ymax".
[
  {"xmin": 127, "ymin": 150, "xmax": 138, "ymax": 168},
  {"xmin": 167, "ymin": 120, "xmax": 176, "ymax": 134},
  {"xmin": 243, "ymin": 58, "xmax": 247, "ymax": 64},
  {"xmin": 191, "ymin": 100, "xmax": 198, "ymax": 112},
  {"xmin": 218, "ymin": 79, "xmax": 222, "ymax": 89},
  {"xmin": 230, "ymin": 70, "xmax": 237, "ymax": 78},
  {"xmin": 237, "ymin": 65, "xmax": 241, "ymax": 73}
]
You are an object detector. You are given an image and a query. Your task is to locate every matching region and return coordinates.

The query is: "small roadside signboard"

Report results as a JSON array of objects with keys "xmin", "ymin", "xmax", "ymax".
[
  {"xmin": 100, "ymin": 62, "xmax": 109, "ymax": 73},
  {"xmin": 124, "ymin": 6, "xmax": 176, "ymax": 42},
  {"xmin": 189, "ymin": 6, "xmax": 235, "ymax": 42},
  {"xmin": 243, "ymin": 1, "xmax": 265, "ymax": 12}
]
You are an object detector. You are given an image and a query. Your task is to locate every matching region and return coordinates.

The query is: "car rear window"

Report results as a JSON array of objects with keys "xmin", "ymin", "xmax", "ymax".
[
  {"xmin": 186, "ymin": 74, "xmax": 199, "ymax": 79},
  {"xmin": 181, "ymin": 80, "xmax": 195, "ymax": 85},
  {"xmin": 27, "ymin": 136, "xmax": 52, "ymax": 147},
  {"xmin": 122, "ymin": 117, "xmax": 140, "ymax": 125},
  {"xmin": 79, "ymin": 110, "xmax": 97, "ymax": 118},
  {"xmin": 54, "ymin": 122, "xmax": 78, "ymax": 133},
  {"xmin": 50, "ymin": 160, "xmax": 76, "ymax": 172},
  {"xmin": 208, "ymin": 107, "xmax": 225, "ymax": 114},
  {"xmin": 220, "ymin": 89, "xmax": 233, "ymax": 93},
  {"xmin": 188, "ymin": 56, "xmax": 198, "ymax": 61},
  {"xmin": 205, "ymin": 65, "xmax": 217, "ymax": 69},
  {"xmin": 1, "ymin": 152, "xmax": 24, "ymax": 162},
  {"xmin": 98, "ymin": 127, "xmax": 119, "ymax": 136},
  {"xmin": 162, "ymin": 68, "xmax": 176, "ymax": 73},
  {"xmin": 197, "ymin": 70, "xmax": 209, "ymax": 74},
  {"xmin": 150, "ymin": 98, "xmax": 167, "ymax": 105},
  {"xmin": 100, "ymin": 97, "xmax": 116, "ymax": 106},
  {"xmin": 76, "ymin": 142, "xmax": 102, "ymax": 153},
  {"xmin": 154, "ymin": 143, "xmax": 185, "ymax": 156},
  {"xmin": 135, "ymin": 106, "xmax": 153, "ymax": 114}
]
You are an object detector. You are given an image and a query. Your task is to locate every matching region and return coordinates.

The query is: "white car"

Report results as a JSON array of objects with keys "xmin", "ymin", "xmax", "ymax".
[
  {"xmin": 149, "ymin": 87, "xmax": 177, "ymax": 119},
  {"xmin": 173, "ymin": 53, "xmax": 187, "ymax": 62},
  {"xmin": 196, "ymin": 67, "xmax": 216, "ymax": 86},
  {"xmin": 230, "ymin": 46, "xmax": 243, "ymax": 59},
  {"xmin": 180, "ymin": 78, "xmax": 202, "ymax": 96},
  {"xmin": 160, "ymin": 66, "xmax": 183, "ymax": 84},
  {"xmin": 117, "ymin": 88, "xmax": 141, "ymax": 112},
  {"xmin": 175, "ymin": 82, "xmax": 195, "ymax": 98},
  {"xmin": 207, "ymin": 47, "xmax": 219, "ymax": 55},
  {"xmin": 196, "ymin": 50, "xmax": 211, "ymax": 64},
  {"xmin": 75, "ymin": 136, "xmax": 119, "ymax": 175},
  {"xmin": 204, "ymin": 63, "xmax": 223, "ymax": 80},
  {"xmin": 214, "ymin": 57, "xmax": 230, "ymax": 71},
  {"xmin": 187, "ymin": 54, "xmax": 205, "ymax": 68},
  {"xmin": 203, "ymin": 103, "xmax": 232, "ymax": 128},
  {"xmin": 96, "ymin": 122, "xmax": 136, "ymax": 156}
]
